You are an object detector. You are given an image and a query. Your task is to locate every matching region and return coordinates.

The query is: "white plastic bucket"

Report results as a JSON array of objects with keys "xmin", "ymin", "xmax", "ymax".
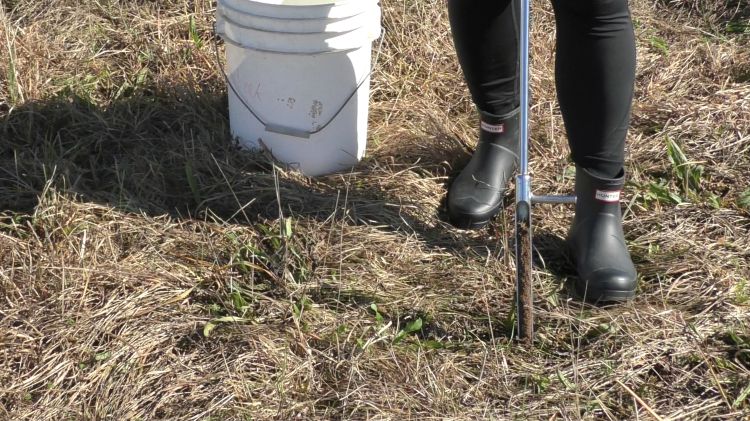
[{"xmin": 216, "ymin": 0, "xmax": 382, "ymax": 176}]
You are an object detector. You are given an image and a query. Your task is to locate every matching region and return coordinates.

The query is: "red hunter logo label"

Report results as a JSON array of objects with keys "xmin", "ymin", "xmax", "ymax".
[
  {"xmin": 595, "ymin": 190, "xmax": 621, "ymax": 202},
  {"xmin": 481, "ymin": 121, "xmax": 505, "ymax": 134}
]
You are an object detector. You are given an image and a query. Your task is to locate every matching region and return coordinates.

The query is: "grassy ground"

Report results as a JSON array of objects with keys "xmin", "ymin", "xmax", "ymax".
[{"xmin": 1, "ymin": 0, "xmax": 749, "ymax": 419}]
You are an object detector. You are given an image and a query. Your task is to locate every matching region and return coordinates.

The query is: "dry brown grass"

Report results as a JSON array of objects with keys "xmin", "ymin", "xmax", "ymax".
[{"xmin": 1, "ymin": 0, "xmax": 749, "ymax": 419}]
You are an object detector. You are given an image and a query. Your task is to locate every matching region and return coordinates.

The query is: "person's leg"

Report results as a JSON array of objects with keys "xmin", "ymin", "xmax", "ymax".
[
  {"xmin": 552, "ymin": 0, "xmax": 638, "ymax": 301},
  {"xmin": 552, "ymin": 0, "xmax": 636, "ymax": 179},
  {"xmin": 448, "ymin": 0, "xmax": 520, "ymax": 116},
  {"xmin": 447, "ymin": 0, "xmax": 521, "ymax": 229}
]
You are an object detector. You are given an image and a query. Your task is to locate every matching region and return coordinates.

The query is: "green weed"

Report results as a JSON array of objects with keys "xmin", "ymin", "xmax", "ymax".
[
  {"xmin": 292, "ymin": 295, "xmax": 313, "ymax": 323},
  {"xmin": 734, "ymin": 384, "xmax": 750, "ymax": 409},
  {"xmin": 189, "ymin": 15, "xmax": 203, "ymax": 49},
  {"xmin": 370, "ymin": 303, "xmax": 385, "ymax": 327},
  {"xmin": 557, "ymin": 370, "xmax": 576, "ymax": 391},
  {"xmin": 203, "ymin": 316, "xmax": 251, "ymax": 337},
  {"xmin": 530, "ymin": 374, "xmax": 551, "ymax": 394},
  {"xmin": 724, "ymin": 328, "xmax": 750, "ymax": 367},
  {"xmin": 667, "ymin": 136, "xmax": 704, "ymax": 199},
  {"xmin": 649, "ymin": 35, "xmax": 669, "ymax": 55},
  {"xmin": 5, "ymin": 33, "xmax": 22, "ymax": 105},
  {"xmin": 726, "ymin": 19, "xmax": 750, "ymax": 35},
  {"xmin": 639, "ymin": 137, "xmax": 710, "ymax": 206},
  {"xmin": 393, "ymin": 317, "xmax": 422, "ymax": 344},
  {"xmin": 225, "ymin": 231, "xmax": 269, "ymax": 276},
  {"xmin": 641, "ymin": 178, "xmax": 683, "ymax": 205},
  {"xmin": 735, "ymin": 278, "xmax": 750, "ymax": 305},
  {"xmin": 738, "ymin": 189, "xmax": 750, "ymax": 211},
  {"xmin": 185, "ymin": 160, "xmax": 201, "ymax": 204}
]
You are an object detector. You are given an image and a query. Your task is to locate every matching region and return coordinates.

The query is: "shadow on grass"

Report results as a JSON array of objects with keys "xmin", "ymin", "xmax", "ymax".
[
  {"xmin": 532, "ymin": 230, "xmax": 575, "ymax": 280},
  {"xmin": 0, "ymin": 89, "xmax": 243, "ymax": 214},
  {"xmin": 0, "ymin": 88, "xmax": 505, "ymax": 257}
]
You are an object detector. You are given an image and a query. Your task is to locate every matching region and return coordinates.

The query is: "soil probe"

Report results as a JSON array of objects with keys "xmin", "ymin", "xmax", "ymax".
[{"xmin": 514, "ymin": 0, "xmax": 577, "ymax": 343}]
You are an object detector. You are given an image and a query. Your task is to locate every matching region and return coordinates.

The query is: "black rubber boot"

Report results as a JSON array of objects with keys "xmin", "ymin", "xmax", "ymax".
[
  {"xmin": 568, "ymin": 166, "xmax": 637, "ymax": 302},
  {"xmin": 448, "ymin": 109, "xmax": 520, "ymax": 229}
]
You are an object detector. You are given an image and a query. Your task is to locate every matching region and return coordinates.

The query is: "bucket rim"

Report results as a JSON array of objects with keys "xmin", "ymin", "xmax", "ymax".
[
  {"xmin": 222, "ymin": 0, "xmax": 375, "ymax": 7},
  {"xmin": 217, "ymin": 1, "xmax": 376, "ymax": 23},
  {"xmin": 218, "ymin": 10, "xmax": 366, "ymax": 36}
]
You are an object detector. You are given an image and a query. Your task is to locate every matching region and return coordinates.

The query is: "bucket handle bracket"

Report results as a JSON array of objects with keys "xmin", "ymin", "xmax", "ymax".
[{"xmin": 264, "ymin": 123, "xmax": 311, "ymax": 139}]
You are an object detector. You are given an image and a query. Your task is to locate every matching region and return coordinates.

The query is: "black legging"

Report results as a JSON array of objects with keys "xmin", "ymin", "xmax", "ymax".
[{"xmin": 448, "ymin": 0, "xmax": 636, "ymax": 178}]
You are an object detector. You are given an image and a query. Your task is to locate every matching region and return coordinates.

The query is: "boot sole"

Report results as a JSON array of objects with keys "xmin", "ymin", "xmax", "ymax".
[
  {"xmin": 448, "ymin": 205, "xmax": 502, "ymax": 230},
  {"xmin": 449, "ymin": 216, "xmax": 493, "ymax": 230},
  {"xmin": 574, "ymin": 281, "xmax": 635, "ymax": 304}
]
